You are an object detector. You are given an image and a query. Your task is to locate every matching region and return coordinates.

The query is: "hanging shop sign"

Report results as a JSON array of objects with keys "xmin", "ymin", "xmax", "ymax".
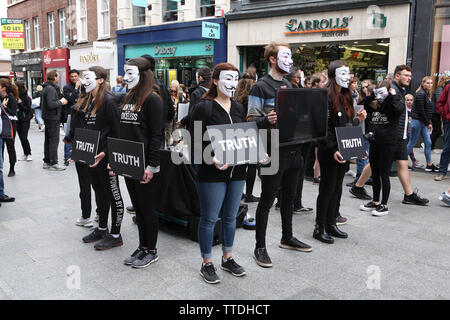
[
  {"xmin": 285, "ymin": 16, "xmax": 353, "ymax": 37},
  {"xmin": 1, "ymin": 18, "xmax": 24, "ymax": 50},
  {"xmin": 125, "ymin": 40, "xmax": 214, "ymax": 59}
]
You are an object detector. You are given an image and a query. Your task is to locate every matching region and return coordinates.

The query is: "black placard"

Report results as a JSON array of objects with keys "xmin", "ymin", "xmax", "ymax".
[
  {"xmin": 107, "ymin": 137, "xmax": 145, "ymax": 181},
  {"xmin": 335, "ymin": 126, "xmax": 366, "ymax": 160},
  {"xmin": 207, "ymin": 122, "xmax": 266, "ymax": 166},
  {"xmin": 70, "ymin": 128, "xmax": 100, "ymax": 165},
  {"xmin": 275, "ymin": 88, "xmax": 328, "ymax": 146}
]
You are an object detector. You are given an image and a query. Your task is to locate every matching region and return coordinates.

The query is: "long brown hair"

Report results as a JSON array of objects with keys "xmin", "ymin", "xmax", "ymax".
[
  {"xmin": 327, "ymin": 60, "xmax": 354, "ymax": 120},
  {"xmin": 202, "ymin": 63, "xmax": 240, "ymax": 100},
  {"xmin": 76, "ymin": 66, "xmax": 108, "ymax": 115},
  {"xmin": 121, "ymin": 57, "xmax": 156, "ymax": 112},
  {"xmin": 0, "ymin": 78, "xmax": 19, "ymax": 99},
  {"xmin": 235, "ymin": 69, "xmax": 256, "ymax": 105}
]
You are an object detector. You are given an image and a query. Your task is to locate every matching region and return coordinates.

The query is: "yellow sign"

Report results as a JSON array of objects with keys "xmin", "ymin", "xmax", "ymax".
[
  {"xmin": 1, "ymin": 18, "xmax": 24, "ymax": 50},
  {"xmin": 168, "ymin": 69, "xmax": 177, "ymax": 85}
]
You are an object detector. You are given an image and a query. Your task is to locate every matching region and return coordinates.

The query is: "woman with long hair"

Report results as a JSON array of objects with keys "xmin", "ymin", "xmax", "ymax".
[
  {"xmin": 313, "ymin": 60, "xmax": 366, "ymax": 244},
  {"xmin": 16, "ymin": 81, "xmax": 33, "ymax": 161},
  {"xmin": 235, "ymin": 69, "xmax": 258, "ymax": 203},
  {"xmin": 119, "ymin": 57, "xmax": 164, "ymax": 268},
  {"xmin": 407, "ymin": 76, "xmax": 437, "ymax": 172},
  {"xmin": 79, "ymin": 66, "xmax": 125, "ymax": 251},
  {"xmin": 0, "ymin": 79, "xmax": 19, "ymax": 177},
  {"xmin": 191, "ymin": 62, "xmax": 247, "ymax": 284}
]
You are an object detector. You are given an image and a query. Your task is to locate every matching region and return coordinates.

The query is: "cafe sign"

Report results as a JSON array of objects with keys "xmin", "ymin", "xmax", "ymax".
[{"xmin": 285, "ymin": 16, "xmax": 353, "ymax": 37}]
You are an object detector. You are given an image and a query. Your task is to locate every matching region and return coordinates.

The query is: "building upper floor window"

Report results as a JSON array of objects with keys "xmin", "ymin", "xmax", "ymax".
[
  {"xmin": 59, "ymin": 9, "xmax": 66, "ymax": 46},
  {"xmin": 163, "ymin": 0, "xmax": 178, "ymax": 22},
  {"xmin": 98, "ymin": 0, "xmax": 110, "ymax": 38},
  {"xmin": 132, "ymin": 3, "xmax": 146, "ymax": 26},
  {"xmin": 200, "ymin": 0, "xmax": 215, "ymax": 18},
  {"xmin": 77, "ymin": 0, "xmax": 88, "ymax": 41},
  {"xmin": 48, "ymin": 12, "xmax": 55, "ymax": 48},
  {"xmin": 24, "ymin": 19, "xmax": 31, "ymax": 51},
  {"xmin": 33, "ymin": 17, "xmax": 40, "ymax": 49}
]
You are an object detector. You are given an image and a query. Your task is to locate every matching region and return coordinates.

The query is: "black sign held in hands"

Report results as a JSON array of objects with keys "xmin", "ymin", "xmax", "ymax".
[
  {"xmin": 107, "ymin": 137, "xmax": 145, "ymax": 181},
  {"xmin": 71, "ymin": 128, "xmax": 100, "ymax": 165},
  {"xmin": 335, "ymin": 126, "xmax": 366, "ymax": 160},
  {"xmin": 207, "ymin": 122, "xmax": 266, "ymax": 166}
]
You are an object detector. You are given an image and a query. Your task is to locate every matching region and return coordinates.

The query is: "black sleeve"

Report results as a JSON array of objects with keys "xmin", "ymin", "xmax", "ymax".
[
  {"xmin": 63, "ymin": 85, "xmax": 78, "ymax": 106},
  {"xmin": 324, "ymin": 101, "xmax": 339, "ymax": 153},
  {"xmin": 162, "ymin": 86, "xmax": 175, "ymax": 121},
  {"xmin": 5, "ymin": 96, "xmax": 18, "ymax": 116},
  {"xmin": 46, "ymin": 87, "xmax": 63, "ymax": 110},
  {"xmin": 145, "ymin": 94, "xmax": 164, "ymax": 169},
  {"xmin": 99, "ymin": 95, "xmax": 120, "ymax": 155}
]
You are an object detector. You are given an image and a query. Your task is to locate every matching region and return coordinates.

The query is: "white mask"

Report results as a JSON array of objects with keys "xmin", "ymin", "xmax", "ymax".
[
  {"xmin": 374, "ymin": 87, "xmax": 389, "ymax": 102},
  {"xmin": 81, "ymin": 71, "xmax": 97, "ymax": 93},
  {"xmin": 277, "ymin": 48, "xmax": 293, "ymax": 74},
  {"xmin": 218, "ymin": 70, "xmax": 239, "ymax": 98},
  {"xmin": 335, "ymin": 66, "xmax": 351, "ymax": 88},
  {"xmin": 123, "ymin": 65, "xmax": 140, "ymax": 90}
]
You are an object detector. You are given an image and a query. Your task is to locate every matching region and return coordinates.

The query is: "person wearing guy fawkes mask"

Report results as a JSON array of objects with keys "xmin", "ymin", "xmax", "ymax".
[
  {"xmin": 359, "ymin": 81, "xmax": 404, "ymax": 217},
  {"xmin": 247, "ymin": 42, "xmax": 312, "ymax": 268}
]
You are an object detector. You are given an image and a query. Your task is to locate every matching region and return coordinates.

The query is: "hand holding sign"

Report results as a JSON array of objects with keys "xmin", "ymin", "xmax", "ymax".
[
  {"xmin": 141, "ymin": 169, "xmax": 154, "ymax": 184},
  {"xmin": 213, "ymin": 157, "xmax": 229, "ymax": 171},
  {"xmin": 334, "ymin": 151, "xmax": 346, "ymax": 164},
  {"xmin": 90, "ymin": 151, "xmax": 106, "ymax": 168},
  {"xmin": 356, "ymin": 109, "xmax": 367, "ymax": 123},
  {"xmin": 267, "ymin": 110, "xmax": 277, "ymax": 124}
]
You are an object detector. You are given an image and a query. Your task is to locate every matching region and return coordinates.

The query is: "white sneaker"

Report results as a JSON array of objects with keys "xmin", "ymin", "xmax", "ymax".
[
  {"xmin": 372, "ymin": 205, "xmax": 389, "ymax": 217},
  {"xmin": 433, "ymin": 149, "xmax": 442, "ymax": 154},
  {"xmin": 42, "ymin": 162, "xmax": 51, "ymax": 169},
  {"xmin": 75, "ymin": 218, "xmax": 94, "ymax": 227},
  {"xmin": 346, "ymin": 170, "xmax": 356, "ymax": 178},
  {"xmin": 49, "ymin": 164, "xmax": 66, "ymax": 171},
  {"xmin": 18, "ymin": 155, "xmax": 27, "ymax": 161},
  {"xmin": 26, "ymin": 155, "xmax": 32, "ymax": 161}
]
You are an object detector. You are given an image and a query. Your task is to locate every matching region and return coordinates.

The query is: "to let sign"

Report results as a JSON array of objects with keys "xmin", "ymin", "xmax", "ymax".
[
  {"xmin": 108, "ymin": 137, "xmax": 145, "ymax": 181},
  {"xmin": 335, "ymin": 126, "xmax": 366, "ymax": 160},
  {"xmin": 1, "ymin": 18, "xmax": 24, "ymax": 50},
  {"xmin": 71, "ymin": 128, "xmax": 100, "ymax": 165},
  {"xmin": 202, "ymin": 21, "xmax": 220, "ymax": 39}
]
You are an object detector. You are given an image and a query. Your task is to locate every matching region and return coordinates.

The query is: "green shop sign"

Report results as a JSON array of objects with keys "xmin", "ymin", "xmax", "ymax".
[
  {"xmin": 125, "ymin": 40, "xmax": 214, "ymax": 59},
  {"xmin": 285, "ymin": 16, "xmax": 353, "ymax": 35}
]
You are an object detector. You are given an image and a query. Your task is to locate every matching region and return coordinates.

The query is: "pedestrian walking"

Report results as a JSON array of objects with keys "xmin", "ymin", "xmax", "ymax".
[{"xmin": 16, "ymin": 81, "xmax": 33, "ymax": 162}]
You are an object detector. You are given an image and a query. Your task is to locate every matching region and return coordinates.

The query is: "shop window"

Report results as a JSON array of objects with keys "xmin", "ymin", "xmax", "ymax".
[
  {"xmin": 33, "ymin": 17, "xmax": 40, "ymax": 49},
  {"xmin": 77, "ymin": 0, "xmax": 88, "ymax": 42},
  {"xmin": 200, "ymin": 0, "xmax": 215, "ymax": 18},
  {"xmin": 48, "ymin": 12, "xmax": 55, "ymax": 48},
  {"xmin": 98, "ymin": 0, "xmax": 110, "ymax": 38},
  {"xmin": 431, "ymin": 1, "xmax": 450, "ymax": 80},
  {"xmin": 25, "ymin": 20, "xmax": 31, "ymax": 51},
  {"xmin": 163, "ymin": 0, "xmax": 178, "ymax": 22},
  {"xmin": 132, "ymin": 3, "xmax": 146, "ymax": 26},
  {"xmin": 59, "ymin": 10, "xmax": 66, "ymax": 46}
]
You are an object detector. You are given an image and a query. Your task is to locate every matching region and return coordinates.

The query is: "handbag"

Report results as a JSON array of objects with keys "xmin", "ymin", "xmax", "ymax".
[{"xmin": 1, "ymin": 105, "xmax": 13, "ymax": 139}]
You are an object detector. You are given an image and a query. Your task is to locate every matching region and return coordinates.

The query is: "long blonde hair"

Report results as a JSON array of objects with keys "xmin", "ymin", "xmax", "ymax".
[{"xmin": 416, "ymin": 76, "xmax": 433, "ymax": 93}]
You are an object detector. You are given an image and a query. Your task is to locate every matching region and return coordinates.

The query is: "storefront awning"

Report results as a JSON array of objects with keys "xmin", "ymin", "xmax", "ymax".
[{"xmin": 132, "ymin": 0, "xmax": 147, "ymax": 7}]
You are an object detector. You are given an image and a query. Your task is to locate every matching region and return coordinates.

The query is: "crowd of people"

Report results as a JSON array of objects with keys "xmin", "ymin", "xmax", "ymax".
[{"xmin": 0, "ymin": 42, "xmax": 449, "ymax": 284}]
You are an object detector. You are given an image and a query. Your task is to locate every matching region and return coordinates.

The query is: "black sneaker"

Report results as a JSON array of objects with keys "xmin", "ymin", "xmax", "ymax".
[
  {"xmin": 0, "ymin": 195, "xmax": 15, "ymax": 203},
  {"xmin": 372, "ymin": 205, "xmax": 389, "ymax": 217},
  {"xmin": 200, "ymin": 262, "xmax": 221, "ymax": 284},
  {"xmin": 360, "ymin": 201, "xmax": 379, "ymax": 212},
  {"xmin": 244, "ymin": 195, "xmax": 260, "ymax": 203},
  {"xmin": 403, "ymin": 191, "xmax": 429, "ymax": 206},
  {"xmin": 126, "ymin": 206, "xmax": 136, "ymax": 213},
  {"xmin": 124, "ymin": 247, "xmax": 146, "ymax": 265},
  {"xmin": 425, "ymin": 164, "xmax": 439, "ymax": 173},
  {"xmin": 293, "ymin": 206, "xmax": 314, "ymax": 213},
  {"xmin": 221, "ymin": 257, "xmax": 246, "ymax": 277},
  {"xmin": 279, "ymin": 237, "xmax": 312, "ymax": 252},
  {"xmin": 94, "ymin": 233, "xmax": 123, "ymax": 250},
  {"xmin": 8, "ymin": 170, "xmax": 15, "ymax": 177},
  {"xmin": 82, "ymin": 228, "xmax": 107, "ymax": 243},
  {"xmin": 350, "ymin": 185, "xmax": 372, "ymax": 200},
  {"xmin": 132, "ymin": 250, "xmax": 159, "ymax": 268},
  {"xmin": 253, "ymin": 248, "xmax": 272, "ymax": 268}
]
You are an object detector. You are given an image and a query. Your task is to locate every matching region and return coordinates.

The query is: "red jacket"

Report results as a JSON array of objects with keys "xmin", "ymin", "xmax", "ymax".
[{"xmin": 437, "ymin": 81, "xmax": 450, "ymax": 122}]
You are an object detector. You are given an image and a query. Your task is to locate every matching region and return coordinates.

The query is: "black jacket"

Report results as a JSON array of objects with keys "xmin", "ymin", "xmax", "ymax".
[
  {"xmin": 41, "ymin": 81, "xmax": 63, "ymax": 121},
  {"xmin": 62, "ymin": 82, "xmax": 80, "ymax": 123},
  {"xmin": 191, "ymin": 100, "xmax": 247, "ymax": 182},
  {"xmin": 17, "ymin": 95, "xmax": 33, "ymax": 122},
  {"xmin": 411, "ymin": 88, "xmax": 433, "ymax": 125},
  {"xmin": 1, "ymin": 95, "xmax": 18, "ymax": 120},
  {"xmin": 180, "ymin": 85, "xmax": 208, "ymax": 128},
  {"xmin": 155, "ymin": 79, "xmax": 174, "ymax": 127},
  {"xmin": 391, "ymin": 81, "xmax": 408, "ymax": 140}
]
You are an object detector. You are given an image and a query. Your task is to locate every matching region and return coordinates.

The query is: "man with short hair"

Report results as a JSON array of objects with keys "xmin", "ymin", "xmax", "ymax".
[
  {"xmin": 111, "ymin": 75, "xmax": 126, "ymax": 93},
  {"xmin": 350, "ymin": 65, "xmax": 429, "ymax": 205},
  {"xmin": 248, "ymin": 42, "xmax": 312, "ymax": 268},
  {"xmin": 62, "ymin": 69, "xmax": 81, "ymax": 166},
  {"xmin": 42, "ymin": 70, "xmax": 68, "ymax": 171}
]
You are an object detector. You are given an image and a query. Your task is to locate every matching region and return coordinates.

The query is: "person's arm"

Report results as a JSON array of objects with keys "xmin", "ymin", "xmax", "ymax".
[
  {"xmin": 63, "ymin": 85, "xmax": 77, "ymax": 106},
  {"xmin": 146, "ymin": 94, "xmax": 164, "ymax": 173},
  {"xmin": 46, "ymin": 87, "xmax": 63, "ymax": 110},
  {"xmin": 247, "ymin": 85, "xmax": 272, "ymax": 129}
]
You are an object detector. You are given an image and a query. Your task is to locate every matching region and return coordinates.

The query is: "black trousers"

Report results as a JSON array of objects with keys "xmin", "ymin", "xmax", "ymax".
[
  {"xmin": 76, "ymin": 162, "xmax": 101, "ymax": 219},
  {"xmin": 304, "ymin": 143, "xmax": 316, "ymax": 178},
  {"xmin": 17, "ymin": 120, "xmax": 31, "ymax": 156},
  {"xmin": 125, "ymin": 176, "xmax": 159, "ymax": 250},
  {"xmin": 88, "ymin": 159, "xmax": 124, "ymax": 234},
  {"xmin": 369, "ymin": 143, "xmax": 396, "ymax": 205},
  {"xmin": 43, "ymin": 119, "xmax": 60, "ymax": 165},
  {"xmin": 245, "ymin": 164, "xmax": 257, "ymax": 197},
  {"xmin": 431, "ymin": 113, "xmax": 443, "ymax": 150},
  {"xmin": 315, "ymin": 146, "xmax": 347, "ymax": 226},
  {"xmin": 255, "ymin": 150, "xmax": 302, "ymax": 248},
  {"xmin": 2, "ymin": 121, "xmax": 16, "ymax": 170}
]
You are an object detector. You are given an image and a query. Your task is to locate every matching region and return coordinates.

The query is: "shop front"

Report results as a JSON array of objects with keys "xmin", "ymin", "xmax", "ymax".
[
  {"xmin": 42, "ymin": 48, "xmax": 70, "ymax": 89},
  {"xmin": 227, "ymin": 3, "xmax": 410, "ymax": 81},
  {"xmin": 69, "ymin": 42, "xmax": 118, "ymax": 86},
  {"xmin": 430, "ymin": 1, "xmax": 450, "ymax": 79},
  {"xmin": 11, "ymin": 51, "xmax": 43, "ymax": 96},
  {"xmin": 117, "ymin": 18, "xmax": 227, "ymax": 88}
]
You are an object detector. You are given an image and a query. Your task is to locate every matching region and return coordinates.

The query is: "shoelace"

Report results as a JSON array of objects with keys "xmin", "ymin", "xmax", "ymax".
[
  {"xmin": 226, "ymin": 258, "xmax": 239, "ymax": 269},
  {"xmin": 204, "ymin": 263, "xmax": 217, "ymax": 276}
]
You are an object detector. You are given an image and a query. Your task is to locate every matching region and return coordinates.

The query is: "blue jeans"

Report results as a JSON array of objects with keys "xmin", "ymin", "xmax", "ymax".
[
  {"xmin": 34, "ymin": 108, "xmax": 43, "ymax": 127},
  {"xmin": 439, "ymin": 121, "xmax": 450, "ymax": 175},
  {"xmin": 356, "ymin": 138, "xmax": 370, "ymax": 179},
  {"xmin": 407, "ymin": 119, "xmax": 432, "ymax": 164},
  {"xmin": 0, "ymin": 138, "xmax": 4, "ymax": 197},
  {"xmin": 63, "ymin": 123, "xmax": 71, "ymax": 161},
  {"xmin": 196, "ymin": 180, "xmax": 245, "ymax": 259}
]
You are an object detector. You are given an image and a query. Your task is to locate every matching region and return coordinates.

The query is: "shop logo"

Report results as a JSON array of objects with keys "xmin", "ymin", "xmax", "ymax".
[
  {"xmin": 367, "ymin": 5, "xmax": 387, "ymax": 29},
  {"xmin": 43, "ymin": 54, "xmax": 52, "ymax": 65},
  {"xmin": 80, "ymin": 52, "xmax": 100, "ymax": 64},
  {"xmin": 154, "ymin": 45, "xmax": 177, "ymax": 56},
  {"xmin": 285, "ymin": 16, "xmax": 353, "ymax": 36}
]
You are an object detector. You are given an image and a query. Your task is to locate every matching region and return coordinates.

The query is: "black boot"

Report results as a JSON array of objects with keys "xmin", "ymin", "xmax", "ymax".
[
  {"xmin": 326, "ymin": 224, "xmax": 348, "ymax": 239},
  {"xmin": 313, "ymin": 224, "xmax": 334, "ymax": 244}
]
